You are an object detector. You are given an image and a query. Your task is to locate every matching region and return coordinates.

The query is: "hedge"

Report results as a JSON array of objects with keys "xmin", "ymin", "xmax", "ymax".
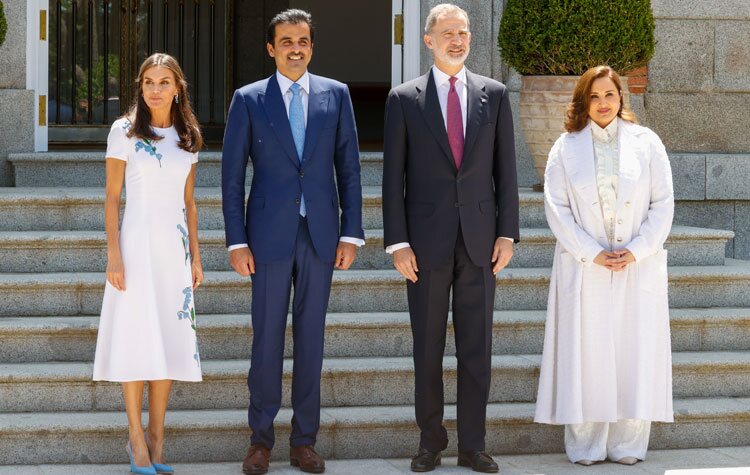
[
  {"xmin": 0, "ymin": 1, "xmax": 7, "ymax": 49},
  {"xmin": 498, "ymin": 0, "xmax": 655, "ymax": 75}
]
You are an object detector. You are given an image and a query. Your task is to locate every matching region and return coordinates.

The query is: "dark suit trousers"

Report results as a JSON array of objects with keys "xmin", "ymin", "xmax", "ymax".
[
  {"xmin": 247, "ymin": 217, "xmax": 334, "ymax": 449},
  {"xmin": 407, "ymin": 226, "xmax": 496, "ymax": 453}
]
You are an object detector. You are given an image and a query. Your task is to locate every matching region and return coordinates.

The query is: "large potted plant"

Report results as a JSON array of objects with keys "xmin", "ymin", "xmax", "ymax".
[{"xmin": 499, "ymin": 0, "xmax": 655, "ymax": 190}]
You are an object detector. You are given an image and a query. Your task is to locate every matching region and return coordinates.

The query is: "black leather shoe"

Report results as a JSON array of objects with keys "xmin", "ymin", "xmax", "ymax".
[
  {"xmin": 410, "ymin": 447, "xmax": 441, "ymax": 472},
  {"xmin": 457, "ymin": 451, "xmax": 499, "ymax": 473}
]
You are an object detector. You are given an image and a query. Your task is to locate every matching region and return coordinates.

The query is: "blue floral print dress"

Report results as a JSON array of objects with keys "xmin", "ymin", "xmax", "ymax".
[{"xmin": 93, "ymin": 117, "xmax": 202, "ymax": 382}]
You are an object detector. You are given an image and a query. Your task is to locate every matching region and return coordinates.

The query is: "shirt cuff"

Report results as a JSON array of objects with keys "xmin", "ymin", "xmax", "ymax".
[
  {"xmin": 227, "ymin": 243, "xmax": 249, "ymax": 252},
  {"xmin": 498, "ymin": 236, "xmax": 514, "ymax": 242},
  {"xmin": 340, "ymin": 237, "xmax": 365, "ymax": 247},
  {"xmin": 385, "ymin": 242, "xmax": 410, "ymax": 254}
]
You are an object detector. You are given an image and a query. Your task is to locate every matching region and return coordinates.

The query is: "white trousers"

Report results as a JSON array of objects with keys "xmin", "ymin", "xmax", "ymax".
[{"xmin": 565, "ymin": 419, "xmax": 651, "ymax": 463}]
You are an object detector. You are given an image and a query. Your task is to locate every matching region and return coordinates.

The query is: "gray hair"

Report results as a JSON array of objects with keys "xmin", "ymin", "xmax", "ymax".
[{"xmin": 424, "ymin": 4, "xmax": 470, "ymax": 34}]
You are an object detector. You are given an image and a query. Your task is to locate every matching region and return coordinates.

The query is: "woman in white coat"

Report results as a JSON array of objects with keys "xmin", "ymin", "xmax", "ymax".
[{"xmin": 534, "ymin": 65, "xmax": 674, "ymax": 466}]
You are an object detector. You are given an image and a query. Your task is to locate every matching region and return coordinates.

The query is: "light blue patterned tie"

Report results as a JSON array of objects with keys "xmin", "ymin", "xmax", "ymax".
[{"xmin": 289, "ymin": 83, "xmax": 306, "ymax": 217}]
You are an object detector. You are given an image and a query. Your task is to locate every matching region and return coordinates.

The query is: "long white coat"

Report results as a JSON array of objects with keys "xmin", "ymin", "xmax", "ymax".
[{"xmin": 534, "ymin": 119, "xmax": 675, "ymax": 425}]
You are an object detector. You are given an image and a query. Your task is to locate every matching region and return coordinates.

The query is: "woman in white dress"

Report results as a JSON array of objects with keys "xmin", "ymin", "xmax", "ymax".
[
  {"xmin": 93, "ymin": 53, "xmax": 204, "ymax": 475},
  {"xmin": 534, "ymin": 66, "xmax": 674, "ymax": 466}
]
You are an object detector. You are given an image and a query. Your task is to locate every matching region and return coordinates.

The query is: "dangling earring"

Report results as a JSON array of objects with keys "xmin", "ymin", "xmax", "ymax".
[{"xmin": 174, "ymin": 95, "xmax": 179, "ymax": 104}]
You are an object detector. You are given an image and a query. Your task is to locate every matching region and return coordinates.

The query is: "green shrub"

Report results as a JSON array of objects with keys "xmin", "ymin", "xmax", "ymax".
[
  {"xmin": 0, "ymin": 1, "xmax": 7, "ymax": 49},
  {"xmin": 498, "ymin": 0, "xmax": 655, "ymax": 75}
]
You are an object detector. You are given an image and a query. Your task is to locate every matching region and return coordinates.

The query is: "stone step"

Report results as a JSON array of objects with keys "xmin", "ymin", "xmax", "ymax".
[
  {"xmin": 2, "ymin": 261, "xmax": 750, "ymax": 316},
  {"xmin": 1, "ymin": 352, "xmax": 748, "ymax": 412},
  {"xmin": 1, "ymin": 398, "xmax": 748, "ymax": 463},
  {"xmin": 3, "ymin": 307, "xmax": 750, "ymax": 363},
  {"xmin": 9, "ymin": 151, "xmax": 386, "ymax": 188},
  {"xmin": 0, "ymin": 225, "xmax": 731, "ymax": 273},
  {"xmin": 5, "ymin": 446, "xmax": 750, "ymax": 475},
  {"xmin": 0, "ymin": 187, "xmax": 547, "ymax": 231}
]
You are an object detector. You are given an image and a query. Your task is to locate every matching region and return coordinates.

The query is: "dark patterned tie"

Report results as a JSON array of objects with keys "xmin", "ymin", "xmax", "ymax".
[{"xmin": 447, "ymin": 76, "xmax": 464, "ymax": 170}]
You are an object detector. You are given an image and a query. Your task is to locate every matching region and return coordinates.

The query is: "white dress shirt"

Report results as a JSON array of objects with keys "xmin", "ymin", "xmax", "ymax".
[
  {"xmin": 228, "ymin": 70, "xmax": 364, "ymax": 252},
  {"xmin": 432, "ymin": 64, "xmax": 468, "ymax": 137},
  {"xmin": 385, "ymin": 65, "xmax": 512, "ymax": 255},
  {"xmin": 591, "ymin": 118, "xmax": 619, "ymax": 246}
]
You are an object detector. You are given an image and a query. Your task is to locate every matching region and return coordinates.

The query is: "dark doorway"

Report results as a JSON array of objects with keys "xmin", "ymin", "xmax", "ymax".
[
  {"xmin": 48, "ymin": 0, "xmax": 228, "ymax": 145},
  {"xmin": 233, "ymin": 0, "xmax": 392, "ymax": 151}
]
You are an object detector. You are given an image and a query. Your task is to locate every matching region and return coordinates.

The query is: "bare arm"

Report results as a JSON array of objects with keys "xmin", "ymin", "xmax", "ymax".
[
  {"xmin": 184, "ymin": 163, "xmax": 204, "ymax": 288},
  {"xmin": 104, "ymin": 158, "xmax": 126, "ymax": 291}
]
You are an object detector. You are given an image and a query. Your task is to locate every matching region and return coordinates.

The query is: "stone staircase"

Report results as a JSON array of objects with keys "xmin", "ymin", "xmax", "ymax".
[{"xmin": 2, "ymin": 151, "xmax": 750, "ymax": 466}]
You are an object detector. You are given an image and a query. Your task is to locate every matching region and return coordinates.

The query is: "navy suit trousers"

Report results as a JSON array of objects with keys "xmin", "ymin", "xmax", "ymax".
[{"xmin": 247, "ymin": 217, "xmax": 334, "ymax": 448}]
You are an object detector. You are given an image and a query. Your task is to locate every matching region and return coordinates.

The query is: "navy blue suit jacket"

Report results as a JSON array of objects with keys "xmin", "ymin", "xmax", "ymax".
[{"xmin": 222, "ymin": 73, "xmax": 364, "ymax": 263}]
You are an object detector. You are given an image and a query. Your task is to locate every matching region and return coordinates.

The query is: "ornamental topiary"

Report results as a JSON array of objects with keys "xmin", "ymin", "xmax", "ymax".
[
  {"xmin": 498, "ymin": 0, "xmax": 655, "ymax": 76},
  {"xmin": 0, "ymin": 1, "xmax": 7, "ymax": 48}
]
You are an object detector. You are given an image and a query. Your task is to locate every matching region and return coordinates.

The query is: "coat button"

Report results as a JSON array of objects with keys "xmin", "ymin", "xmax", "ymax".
[
  {"xmin": 295, "ymin": 199, "xmax": 301, "ymax": 204},
  {"xmin": 299, "ymin": 171, "xmax": 304, "ymax": 177},
  {"xmin": 454, "ymin": 202, "xmax": 460, "ymax": 207},
  {"xmin": 617, "ymin": 237, "xmax": 623, "ymax": 242},
  {"xmin": 581, "ymin": 258, "xmax": 587, "ymax": 263},
  {"xmin": 625, "ymin": 201, "xmax": 631, "ymax": 207},
  {"xmin": 617, "ymin": 219, "xmax": 623, "ymax": 224}
]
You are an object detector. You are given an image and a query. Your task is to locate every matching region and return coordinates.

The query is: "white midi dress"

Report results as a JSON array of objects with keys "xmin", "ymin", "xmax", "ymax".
[{"xmin": 93, "ymin": 117, "xmax": 202, "ymax": 382}]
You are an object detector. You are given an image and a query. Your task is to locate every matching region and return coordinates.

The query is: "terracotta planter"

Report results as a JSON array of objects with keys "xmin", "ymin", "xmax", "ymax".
[
  {"xmin": 520, "ymin": 75, "xmax": 630, "ymax": 190},
  {"xmin": 625, "ymin": 66, "xmax": 648, "ymax": 94}
]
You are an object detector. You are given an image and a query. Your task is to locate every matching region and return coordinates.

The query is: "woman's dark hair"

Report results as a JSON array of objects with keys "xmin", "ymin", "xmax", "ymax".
[
  {"xmin": 267, "ymin": 9, "xmax": 314, "ymax": 45},
  {"xmin": 565, "ymin": 65, "xmax": 638, "ymax": 133},
  {"xmin": 125, "ymin": 53, "xmax": 203, "ymax": 153}
]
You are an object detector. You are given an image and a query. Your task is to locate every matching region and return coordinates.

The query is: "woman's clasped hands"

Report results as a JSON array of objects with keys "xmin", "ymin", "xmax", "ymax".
[{"xmin": 594, "ymin": 249, "xmax": 636, "ymax": 271}]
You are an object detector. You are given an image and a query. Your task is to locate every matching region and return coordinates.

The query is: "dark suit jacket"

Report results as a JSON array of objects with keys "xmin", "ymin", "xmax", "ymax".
[
  {"xmin": 382, "ymin": 69, "xmax": 520, "ymax": 269},
  {"xmin": 222, "ymin": 73, "xmax": 364, "ymax": 264}
]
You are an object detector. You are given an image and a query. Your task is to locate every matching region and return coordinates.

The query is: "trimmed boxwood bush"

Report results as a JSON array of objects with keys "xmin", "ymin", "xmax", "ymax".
[
  {"xmin": 0, "ymin": 1, "xmax": 7, "ymax": 48},
  {"xmin": 499, "ymin": 0, "xmax": 655, "ymax": 75}
]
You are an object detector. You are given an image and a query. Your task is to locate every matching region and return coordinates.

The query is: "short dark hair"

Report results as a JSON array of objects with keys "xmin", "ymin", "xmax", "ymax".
[{"xmin": 267, "ymin": 9, "xmax": 314, "ymax": 45}]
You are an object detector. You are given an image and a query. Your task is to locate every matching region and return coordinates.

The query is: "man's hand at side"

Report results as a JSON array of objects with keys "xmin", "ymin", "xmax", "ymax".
[
  {"xmin": 335, "ymin": 242, "xmax": 357, "ymax": 270},
  {"xmin": 491, "ymin": 237, "xmax": 513, "ymax": 274},
  {"xmin": 229, "ymin": 247, "xmax": 255, "ymax": 276},
  {"xmin": 393, "ymin": 247, "xmax": 419, "ymax": 283}
]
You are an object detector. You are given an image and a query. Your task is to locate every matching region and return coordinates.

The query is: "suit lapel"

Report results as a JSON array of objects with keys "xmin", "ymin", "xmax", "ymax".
[
  {"xmin": 417, "ymin": 71, "xmax": 457, "ymax": 172},
  {"xmin": 461, "ymin": 70, "xmax": 488, "ymax": 166},
  {"xmin": 615, "ymin": 120, "xmax": 643, "ymax": 212},
  {"xmin": 301, "ymin": 75, "xmax": 330, "ymax": 167},
  {"xmin": 259, "ymin": 74, "xmax": 301, "ymax": 167}
]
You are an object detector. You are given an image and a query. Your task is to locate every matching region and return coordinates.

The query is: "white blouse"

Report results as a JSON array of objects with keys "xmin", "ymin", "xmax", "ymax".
[{"xmin": 591, "ymin": 119, "xmax": 619, "ymax": 246}]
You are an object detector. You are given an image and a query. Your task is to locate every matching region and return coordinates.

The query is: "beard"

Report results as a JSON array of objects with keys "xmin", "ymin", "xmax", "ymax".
[{"xmin": 434, "ymin": 47, "xmax": 470, "ymax": 66}]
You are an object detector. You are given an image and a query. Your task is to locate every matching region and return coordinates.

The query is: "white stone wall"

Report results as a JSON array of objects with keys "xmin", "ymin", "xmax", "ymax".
[
  {"xmin": 647, "ymin": 1, "xmax": 750, "ymax": 259},
  {"xmin": 0, "ymin": 0, "xmax": 34, "ymax": 186},
  {"xmin": 648, "ymin": 0, "xmax": 750, "ymax": 152}
]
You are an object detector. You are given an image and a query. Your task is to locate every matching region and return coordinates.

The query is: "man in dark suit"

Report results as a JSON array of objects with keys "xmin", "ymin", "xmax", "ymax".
[
  {"xmin": 382, "ymin": 4, "xmax": 519, "ymax": 473},
  {"xmin": 222, "ymin": 9, "xmax": 364, "ymax": 475}
]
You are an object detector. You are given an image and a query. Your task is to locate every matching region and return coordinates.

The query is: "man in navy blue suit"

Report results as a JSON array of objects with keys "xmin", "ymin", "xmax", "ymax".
[{"xmin": 222, "ymin": 9, "xmax": 364, "ymax": 474}]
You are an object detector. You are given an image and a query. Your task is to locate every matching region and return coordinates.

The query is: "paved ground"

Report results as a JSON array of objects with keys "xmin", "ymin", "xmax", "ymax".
[{"xmin": 1, "ymin": 447, "xmax": 749, "ymax": 474}]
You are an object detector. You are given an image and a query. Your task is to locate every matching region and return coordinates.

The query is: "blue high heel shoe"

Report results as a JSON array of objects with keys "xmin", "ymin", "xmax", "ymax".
[
  {"xmin": 126, "ymin": 442, "xmax": 157, "ymax": 475},
  {"xmin": 145, "ymin": 433, "xmax": 174, "ymax": 474},
  {"xmin": 152, "ymin": 462, "xmax": 175, "ymax": 474}
]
